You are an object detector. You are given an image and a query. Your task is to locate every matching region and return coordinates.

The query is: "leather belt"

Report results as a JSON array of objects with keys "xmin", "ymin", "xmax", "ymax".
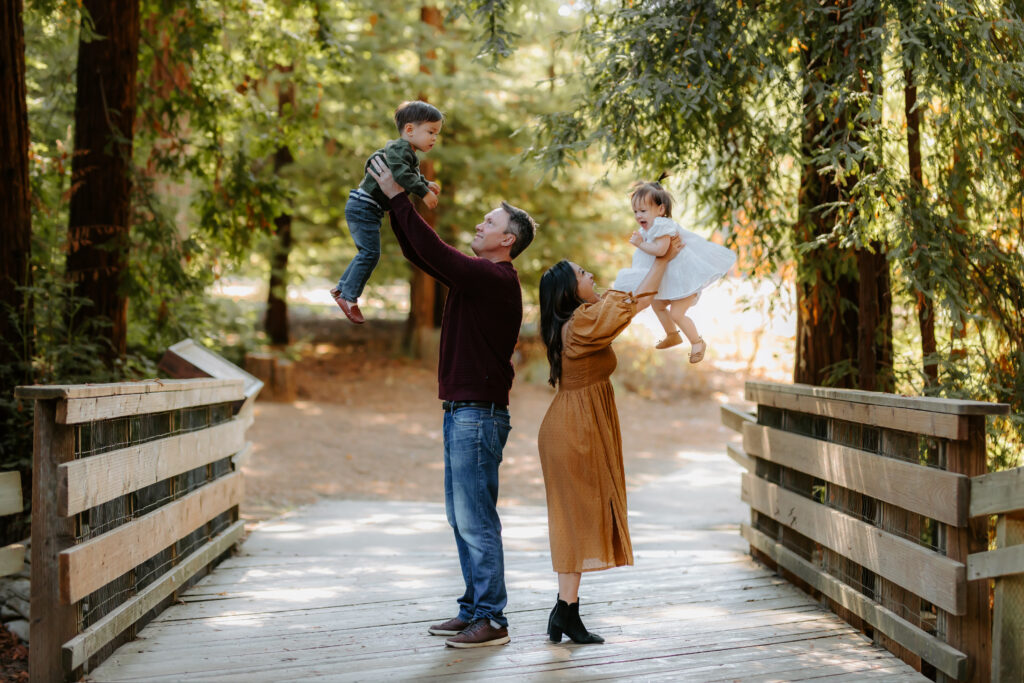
[{"xmin": 442, "ymin": 400, "xmax": 508, "ymax": 412}]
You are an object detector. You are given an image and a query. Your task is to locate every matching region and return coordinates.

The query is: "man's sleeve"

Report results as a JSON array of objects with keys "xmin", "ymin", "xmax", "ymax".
[
  {"xmin": 385, "ymin": 144, "xmax": 430, "ymax": 199},
  {"xmin": 389, "ymin": 194, "xmax": 492, "ymax": 287}
]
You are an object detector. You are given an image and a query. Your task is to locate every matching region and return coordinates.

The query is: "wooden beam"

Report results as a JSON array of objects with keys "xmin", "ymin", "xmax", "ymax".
[
  {"xmin": 743, "ymin": 423, "xmax": 968, "ymax": 526},
  {"xmin": 57, "ymin": 380, "xmax": 244, "ymax": 424},
  {"xmin": 741, "ymin": 473, "xmax": 965, "ymax": 615},
  {"xmin": 745, "ymin": 380, "xmax": 1010, "ymax": 416},
  {"xmin": 726, "ymin": 443, "xmax": 754, "ymax": 471},
  {"xmin": 59, "ymin": 471, "xmax": 243, "ymax": 604},
  {"xmin": 942, "ymin": 415, "xmax": 992, "ymax": 683},
  {"xmin": 59, "ymin": 417, "xmax": 249, "ymax": 516},
  {"xmin": 745, "ymin": 383, "xmax": 967, "ymax": 440},
  {"xmin": 720, "ymin": 404, "xmax": 756, "ymax": 434},
  {"xmin": 742, "ymin": 524, "xmax": 968, "ymax": 680},
  {"xmin": 0, "ymin": 543, "xmax": 26, "ymax": 577},
  {"xmin": 62, "ymin": 519, "xmax": 245, "ymax": 670},
  {"xmin": 0, "ymin": 470, "xmax": 22, "ymax": 516},
  {"xmin": 970, "ymin": 466, "xmax": 1024, "ymax": 517},
  {"xmin": 30, "ymin": 399, "xmax": 79, "ymax": 683},
  {"xmin": 967, "ymin": 544, "xmax": 1024, "ymax": 581},
  {"xmin": 15, "ymin": 377, "xmax": 241, "ymax": 400},
  {"xmin": 992, "ymin": 513, "xmax": 1024, "ymax": 682},
  {"xmin": 231, "ymin": 442, "xmax": 253, "ymax": 469}
]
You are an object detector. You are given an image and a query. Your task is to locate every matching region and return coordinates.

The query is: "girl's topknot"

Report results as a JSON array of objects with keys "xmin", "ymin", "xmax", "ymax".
[{"xmin": 630, "ymin": 181, "xmax": 674, "ymax": 218}]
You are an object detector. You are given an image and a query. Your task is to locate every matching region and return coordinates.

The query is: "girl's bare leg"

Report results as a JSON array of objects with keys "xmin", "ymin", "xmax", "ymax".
[
  {"xmin": 651, "ymin": 299, "xmax": 677, "ymax": 336},
  {"xmin": 668, "ymin": 294, "xmax": 701, "ymax": 343},
  {"xmin": 558, "ymin": 572, "xmax": 582, "ymax": 604}
]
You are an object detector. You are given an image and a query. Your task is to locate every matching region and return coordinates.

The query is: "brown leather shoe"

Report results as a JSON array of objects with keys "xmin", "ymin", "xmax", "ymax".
[
  {"xmin": 444, "ymin": 619, "xmax": 510, "ymax": 648},
  {"xmin": 330, "ymin": 288, "xmax": 365, "ymax": 324},
  {"xmin": 428, "ymin": 616, "xmax": 470, "ymax": 636}
]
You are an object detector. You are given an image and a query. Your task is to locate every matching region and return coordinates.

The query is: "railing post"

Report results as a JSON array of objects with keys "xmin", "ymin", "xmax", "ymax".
[
  {"xmin": 29, "ymin": 398, "xmax": 79, "ymax": 682},
  {"xmin": 943, "ymin": 415, "xmax": 991, "ymax": 683},
  {"xmin": 992, "ymin": 512, "xmax": 1024, "ymax": 682}
]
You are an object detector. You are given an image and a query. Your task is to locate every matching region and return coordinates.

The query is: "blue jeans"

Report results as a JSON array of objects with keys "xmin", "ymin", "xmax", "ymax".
[
  {"xmin": 443, "ymin": 405, "xmax": 512, "ymax": 627},
  {"xmin": 337, "ymin": 191, "xmax": 385, "ymax": 302}
]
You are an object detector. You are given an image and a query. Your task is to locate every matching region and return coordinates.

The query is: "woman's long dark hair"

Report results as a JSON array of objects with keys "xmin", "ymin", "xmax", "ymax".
[{"xmin": 539, "ymin": 260, "xmax": 586, "ymax": 387}]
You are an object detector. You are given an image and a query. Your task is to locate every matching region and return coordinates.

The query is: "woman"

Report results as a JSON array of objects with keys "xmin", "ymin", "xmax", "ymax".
[{"xmin": 537, "ymin": 237, "xmax": 683, "ymax": 644}]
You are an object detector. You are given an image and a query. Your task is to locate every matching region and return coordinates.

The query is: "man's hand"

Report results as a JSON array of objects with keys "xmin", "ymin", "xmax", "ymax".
[
  {"xmin": 423, "ymin": 191, "xmax": 439, "ymax": 210},
  {"xmin": 660, "ymin": 234, "xmax": 684, "ymax": 260},
  {"xmin": 427, "ymin": 181, "xmax": 441, "ymax": 195},
  {"xmin": 367, "ymin": 156, "xmax": 403, "ymax": 199},
  {"xmin": 629, "ymin": 231, "xmax": 643, "ymax": 247}
]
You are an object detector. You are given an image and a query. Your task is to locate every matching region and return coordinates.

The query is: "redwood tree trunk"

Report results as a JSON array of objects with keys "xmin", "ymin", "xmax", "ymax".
[
  {"xmin": 1, "ymin": 0, "xmax": 32, "ymax": 377},
  {"xmin": 405, "ymin": 4, "xmax": 443, "ymax": 356},
  {"xmin": 266, "ymin": 76, "xmax": 295, "ymax": 346},
  {"xmin": 66, "ymin": 0, "xmax": 140, "ymax": 363},
  {"xmin": 904, "ymin": 63, "xmax": 938, "ymax": 390}
]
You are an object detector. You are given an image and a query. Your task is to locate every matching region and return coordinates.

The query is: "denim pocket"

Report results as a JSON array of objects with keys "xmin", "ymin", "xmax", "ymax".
[{"xmin": 452, "ymin": 409, "xmax": 483, "ymax": 427}]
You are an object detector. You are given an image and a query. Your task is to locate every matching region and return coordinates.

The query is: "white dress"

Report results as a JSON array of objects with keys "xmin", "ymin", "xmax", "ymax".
[{"xmin": 612, "ymin": 217, "xmax": 736, "ymax": 300}]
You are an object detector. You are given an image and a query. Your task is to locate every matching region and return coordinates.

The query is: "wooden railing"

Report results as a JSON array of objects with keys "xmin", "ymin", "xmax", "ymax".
[
  {"xmin": 16, "ymin": 378, "xmax": 255, "ymax": 682},
  {"xmin": 722, "ymin": 380, "xmax": 1017, "ymax": 682}
]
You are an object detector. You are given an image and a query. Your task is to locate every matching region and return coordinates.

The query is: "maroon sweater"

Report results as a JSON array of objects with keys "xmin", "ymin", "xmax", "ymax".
[{"xmin": 388, "ymin": 193, "xmax": 522, "ymax": 405}]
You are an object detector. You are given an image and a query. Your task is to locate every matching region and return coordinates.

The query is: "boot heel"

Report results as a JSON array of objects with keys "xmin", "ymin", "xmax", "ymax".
[{"xmin": 548, "ymin": 625, "xmax": 563, "ymax": 643}]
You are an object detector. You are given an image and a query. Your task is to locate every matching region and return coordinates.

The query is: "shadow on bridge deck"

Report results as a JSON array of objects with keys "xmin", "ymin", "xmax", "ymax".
[{"xmin": 87, "ymin": 449, "xmax": 925, "ymax": 682}]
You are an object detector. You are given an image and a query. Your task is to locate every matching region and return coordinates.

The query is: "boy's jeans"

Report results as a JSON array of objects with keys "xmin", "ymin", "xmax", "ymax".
[
  {"xmin": 337, "ymin": 191, "xmax": 385, "ymax": 302},
  {"xmin": 443, "ymin": 405, "xmax": 512, "ymax": 628}
]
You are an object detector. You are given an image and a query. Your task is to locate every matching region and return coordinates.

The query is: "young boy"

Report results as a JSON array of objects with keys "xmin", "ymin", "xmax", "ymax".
[{"xmin": 331, "ymin": 100, "xmax": 444, "ymax": 323}]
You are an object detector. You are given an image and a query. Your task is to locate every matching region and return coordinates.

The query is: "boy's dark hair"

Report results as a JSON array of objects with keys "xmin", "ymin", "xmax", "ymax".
[
  {"xmin": 631, "ymin": 181, "xmax": 674, "ymax": 218},
  {"xmin": 394, "ymin": 100, "xmax": 444, "ymax": 132},
  {"xmin": 500, "ymin": 201, "xmax": 537, "ymax": 259}
]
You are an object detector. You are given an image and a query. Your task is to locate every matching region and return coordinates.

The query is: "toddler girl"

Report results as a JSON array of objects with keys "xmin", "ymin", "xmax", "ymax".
[{"xmin": 612, "ymin": 182, "xmax": 736, "ymax": 363}]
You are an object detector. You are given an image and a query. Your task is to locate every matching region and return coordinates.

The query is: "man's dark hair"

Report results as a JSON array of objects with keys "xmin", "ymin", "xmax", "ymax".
[
  {"xmin": 500, "ymin": 201, "xmax": 537, "ymax": 259},
  {"xmin": 394, "ymin": 100, "xmax": 444, "ymax": 132}
]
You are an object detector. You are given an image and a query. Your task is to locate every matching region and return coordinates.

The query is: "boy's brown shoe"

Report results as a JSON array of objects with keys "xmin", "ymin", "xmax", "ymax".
[
  {"xmin": 428, "ymin": 616, "xmax": 470, "ymax": 636},
  {"xmin": 444, "ymin": 619, "xmax": 510, "ymax": 648},
  {"xmin": 330, "ymin": 288, "xmax": 365, "ymax": 324}
]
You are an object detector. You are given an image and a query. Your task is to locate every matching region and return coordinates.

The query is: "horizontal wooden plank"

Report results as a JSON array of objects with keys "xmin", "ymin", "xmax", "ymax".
[
  {"xmin": 743, "ymin": 423, "xmax": 968, "ymax": 526},
  {"xmin": 967, "ymin": 543, "xmax": 1024, "ymax": 581},
  {"xmin": 745, "ymin": 380, "xmax": 1010, "ymax": 417},
  {"xmin": 742, "ymin": 524, "xmax": 968, "ymax": 680},
  {"xmin": 742, "ymin": 473, "xmax": 965, "ymax": 614},
  {"xmin": 0, "ymin": 471, "xmax": 22, "ymax": 516},
  {"xmin": 0, "ymin": 543, "xmax": 26, "ymax": 577},
  {"xmin": 720, "ymin": 404, "xmax": 756, "ymax": 434},
  {"xmin": 63, "ymin": 519, "xmax": 245, "ymax": 670},
  {"xmin": 60, "ymin": 471, "xmax": 243, "ymax": 603},
  {"xmin": 15, "ymin": 377, "xmax": 242, "ymax": 400},
  {"xmin": 970, "ymin": 466, "xmax": 1024, "ymax": 517},
  {"xmin": 746, "ymin": 383, "xmax": 967, "ymax": 440},
  {"xmin": 60, "ymin": 417, "xmax": 250, "ymax": 516},
  {"xmin": 726, "ymin": 443, "xmax": 754, "ymax": 471},
  {"xmin": 57, "ymin": 381, "xmax": 245, "ymax": 424}
]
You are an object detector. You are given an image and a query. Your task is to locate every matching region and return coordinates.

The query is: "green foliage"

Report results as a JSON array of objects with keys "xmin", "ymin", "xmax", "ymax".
[{"xmin": 520, "ymin": 0, "xmax": 1024, "ymax": 467}]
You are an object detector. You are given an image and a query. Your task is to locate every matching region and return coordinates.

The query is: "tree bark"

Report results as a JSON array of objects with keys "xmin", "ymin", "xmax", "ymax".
[
  {"xmin": 405, "ymin": 4, "xmax": 443, "ymax": 356},
  {"xmin": 266, "ymin": 75, "xmax": 295, "ymax": 346},
  {"xmin": 904, "ymin": 64, "xmax": 938, "ymax": 390},
  {"xmin": 0, "ymin": 0, "xmax": 33, "ymax": 382},
  {"xmin": 66, "ymin": 0, "xmax": 140, "ymax": 363}
]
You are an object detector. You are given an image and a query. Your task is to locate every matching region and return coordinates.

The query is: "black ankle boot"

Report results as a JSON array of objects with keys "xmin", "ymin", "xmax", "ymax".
[{"xmin": 548, "ymin": 599, "xmax": 604, "ymax": 644}]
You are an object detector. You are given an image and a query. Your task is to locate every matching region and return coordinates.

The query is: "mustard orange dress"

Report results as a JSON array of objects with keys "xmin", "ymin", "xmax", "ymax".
[{"xmin": 537, "ymin": 290, "xmax": 637, "ymax": 573}]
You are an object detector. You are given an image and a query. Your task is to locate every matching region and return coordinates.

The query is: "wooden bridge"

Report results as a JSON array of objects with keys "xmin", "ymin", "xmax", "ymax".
[{"xmin": 17, "ymin": 378, "xmax": 1022, "ymax": 681}]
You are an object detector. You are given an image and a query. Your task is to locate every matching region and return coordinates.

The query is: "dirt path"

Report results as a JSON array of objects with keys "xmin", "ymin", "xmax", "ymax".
[{"xmin": 241, "ymin": 339, "xmax": 748, "ymax": 521}]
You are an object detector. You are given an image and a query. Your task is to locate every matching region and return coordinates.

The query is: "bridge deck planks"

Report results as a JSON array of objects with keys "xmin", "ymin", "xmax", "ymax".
[{"xmin": 87, "ymin": 494, "xmax": 925, "ymax": 682}]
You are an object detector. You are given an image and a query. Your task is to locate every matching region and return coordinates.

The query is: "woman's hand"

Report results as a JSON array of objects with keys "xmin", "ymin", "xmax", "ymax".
[
  {"xmin": 628, "ymin": 231, "xmax": 643, "ymax": 247},
  {"xmin": 658, "ymin": 235, "xmax": 684, "ymax": 260}
]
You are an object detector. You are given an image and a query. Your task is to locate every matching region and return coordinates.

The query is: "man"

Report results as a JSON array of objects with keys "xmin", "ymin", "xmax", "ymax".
[{"xmin": 367, "ymin": 157, "xmax": 536, "ymax": 648}]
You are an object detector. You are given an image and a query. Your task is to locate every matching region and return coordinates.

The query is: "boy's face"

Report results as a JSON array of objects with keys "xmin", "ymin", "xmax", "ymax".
[{"xmin": 403, "ymin": 120, "xmax": 442, "ymax": 153}]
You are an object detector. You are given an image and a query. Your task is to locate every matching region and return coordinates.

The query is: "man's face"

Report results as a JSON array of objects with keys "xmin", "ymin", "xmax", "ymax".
[
  {"xmin": 404, "ymin": 121, "xmax": 442, "ymax": 153},
  {"xmin": 471, "ymin": 208, "xmax": 512, "ymax": 256}
]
